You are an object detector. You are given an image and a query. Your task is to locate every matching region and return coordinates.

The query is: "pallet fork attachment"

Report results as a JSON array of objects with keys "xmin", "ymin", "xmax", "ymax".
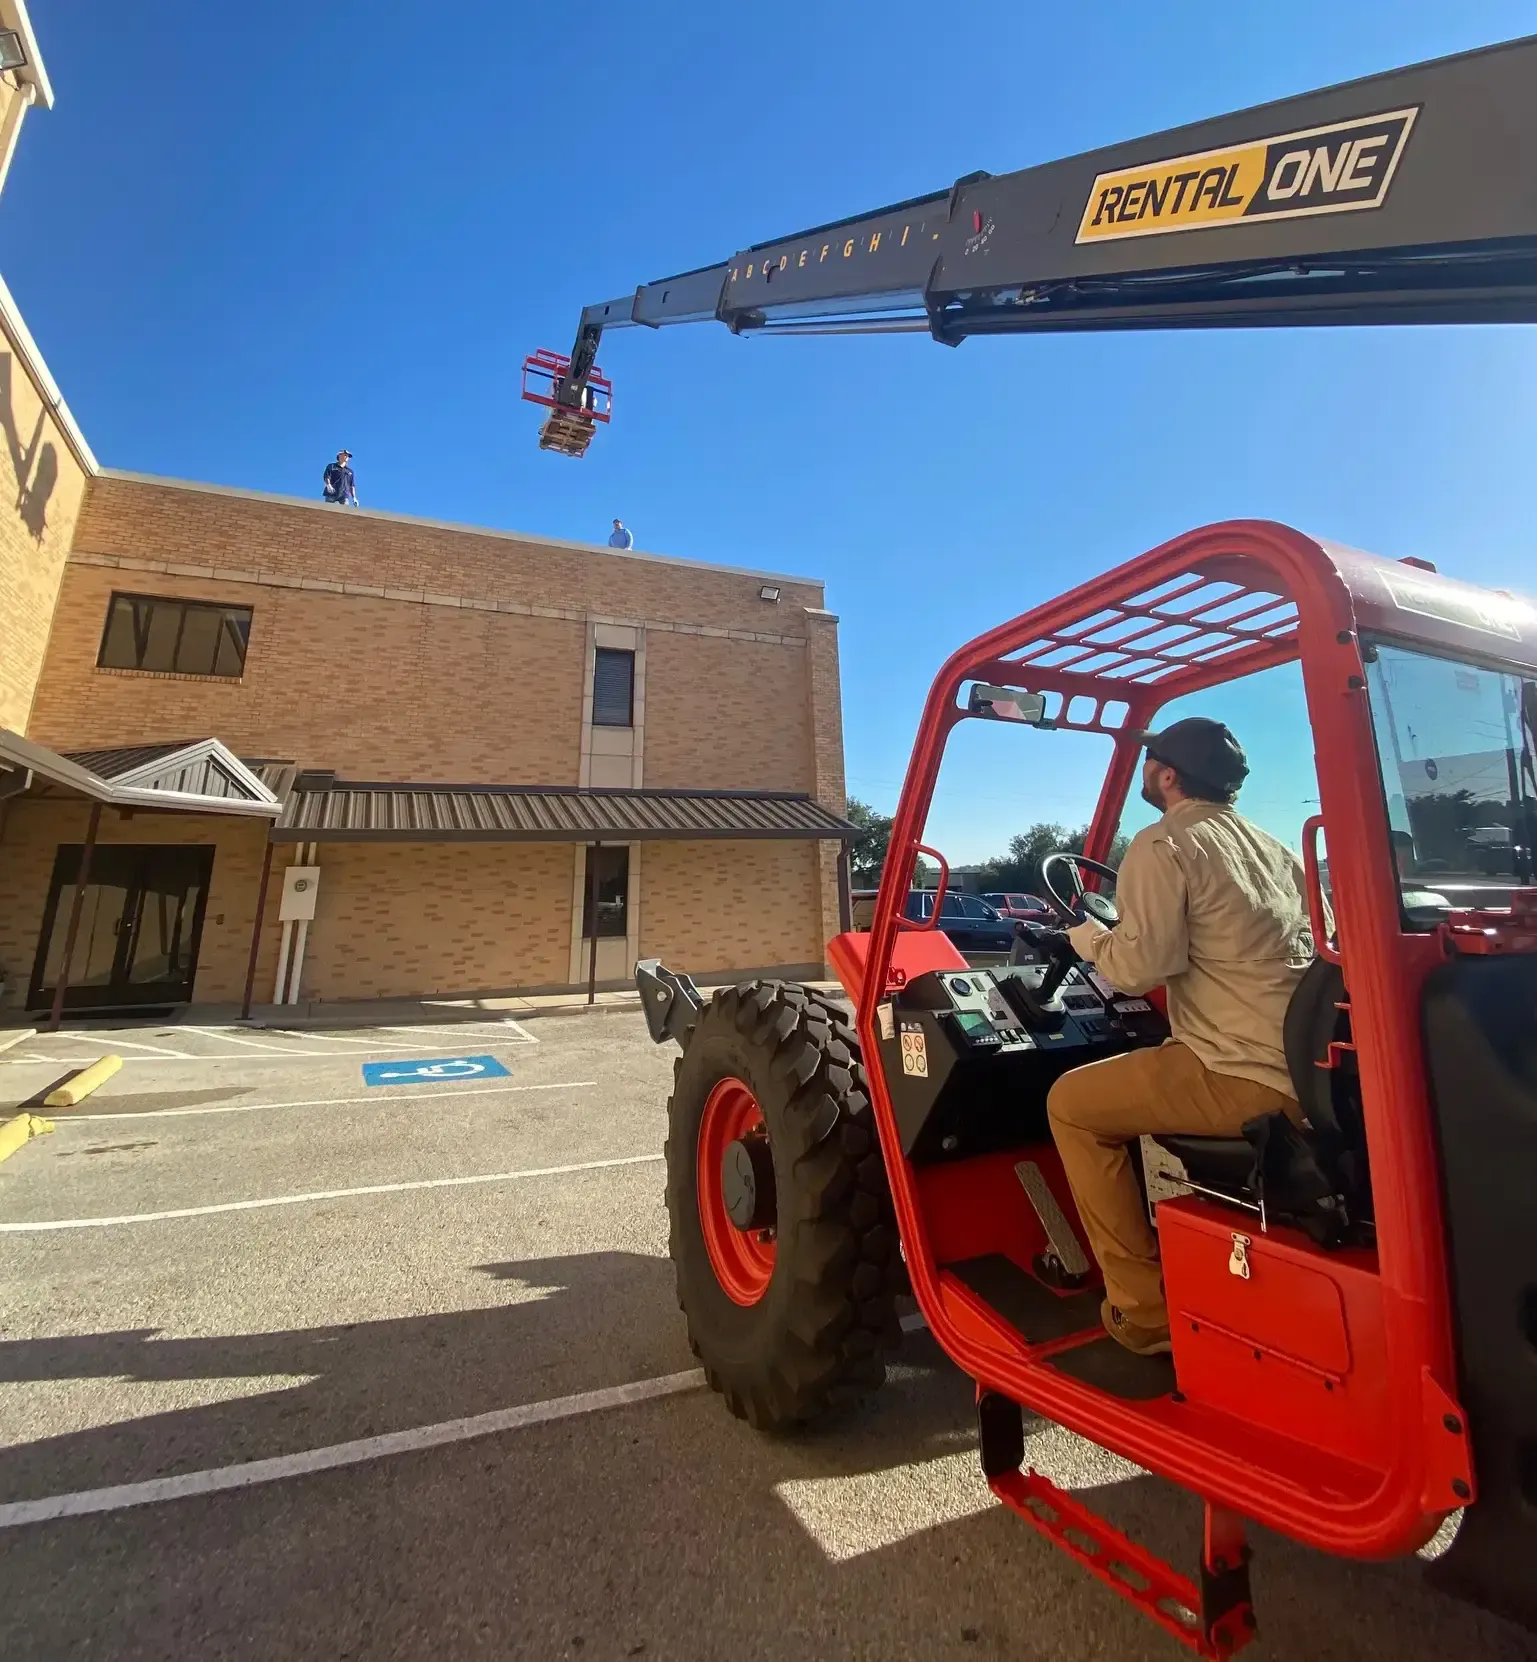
[{"xmin": 978, "ymin": 1391, "xmax": 1256, "ymax": 1659}]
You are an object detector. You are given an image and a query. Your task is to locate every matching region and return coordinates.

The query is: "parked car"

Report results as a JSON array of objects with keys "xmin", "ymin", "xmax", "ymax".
[
  {"xmin": 982, "ymin": 891, "xmax": 1056, "ymax": 923},
  {"xmin": 850, "ymin": 889, "xmax": 1017, "ymax": 955}
]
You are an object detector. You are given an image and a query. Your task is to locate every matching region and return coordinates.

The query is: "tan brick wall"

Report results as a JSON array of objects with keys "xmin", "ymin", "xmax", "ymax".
[
  {"xmin": 30, "ymin": 475, "xmax": 839, "ymax": 796},
  {"xmin": 0, "ymin": 801, "xmax": 275, "ymax": 1010},
  {"xmin": 642, "ymin": 631, "xmax": 814, "ymax": 791},
  {"xmin": 640, "ymin": 839, "xmax": 826, "ymax": 977},
  {"xmin": 295, "ymin": 842, "xmax": 573, "ymax": 1001},
  {"xmin": 27, "ymin": 564, "xmax": 586, "ymax": 781},
  {"xmin": 73, "ymin": 475, "xmax": 824, "ymax": 637},
  {"xmin": 0, "ymin": 348, "xmax": 89, "ymax": 735}
]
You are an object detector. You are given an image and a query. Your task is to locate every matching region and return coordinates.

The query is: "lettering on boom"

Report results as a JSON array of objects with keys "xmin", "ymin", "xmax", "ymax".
[{"xmin": 1075, "ymin": 107, "xmax": 1418, "ymax": 244}]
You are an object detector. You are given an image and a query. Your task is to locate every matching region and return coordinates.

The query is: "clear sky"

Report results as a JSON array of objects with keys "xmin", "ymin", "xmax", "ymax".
[{"xmin": 5, "ymin": 2, "xmax": 1535, "ymax": 860}]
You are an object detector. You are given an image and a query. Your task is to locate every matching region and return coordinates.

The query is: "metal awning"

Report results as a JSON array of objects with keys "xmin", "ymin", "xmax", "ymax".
[
  {"xmin": 271, "ymin": 781, "xmax": 857, "ymax": 843},
  {"xmin": 0, "ymin": 730, "xmax": 281, "ymax": 818}
]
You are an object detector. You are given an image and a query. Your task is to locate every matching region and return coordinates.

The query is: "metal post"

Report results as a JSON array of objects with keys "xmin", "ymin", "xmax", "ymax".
[
  {"xmin": 240, "ymin": 836, "xmax": 276, "ymax": 1020},
  {"xmin": 836, "ymin": 843, "xmax": 854, "ymax": 933},
  {"xmin": 48, "ymin": 801, "xmax": 102, "ymax": 1033},
  {"xmin": 587, "ymin": 841, "xmax": 602, "ymax": 1005}
]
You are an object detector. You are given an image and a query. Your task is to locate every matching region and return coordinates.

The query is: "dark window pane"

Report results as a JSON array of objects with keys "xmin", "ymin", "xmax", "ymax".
[
  {"xmin": 95, "ymin": 594, "xmax": 252, "ymax": 678},
  {"xmin": 581, "ymin": 846, "xmax": 630, "ymax": 937},
  {"xmin": 175, "ymin": 607, "xmax": 220, "ymax": 675},
  {"xmin": 592, "ymin": 648, "xmax": 634, "ymax": 727},
  {"xmin": 98, "ymin": 596, "xmax": 141, "ymax": 668},
  {"xmin": 140, "ymin": 602, "xmax": 184, "ymax": 671},
  {"xmin": 213, "ymin": 615, "xmax": 247, "ymax": 677},
  {"xmin": 940, "ymin": 893, "xmax": 964, "ymax": 916}
]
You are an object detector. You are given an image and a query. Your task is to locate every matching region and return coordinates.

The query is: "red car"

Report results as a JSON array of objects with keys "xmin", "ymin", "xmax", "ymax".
[{"xmin": 982, "ymin": 891, "xmax": 1055, "ymax": 922}]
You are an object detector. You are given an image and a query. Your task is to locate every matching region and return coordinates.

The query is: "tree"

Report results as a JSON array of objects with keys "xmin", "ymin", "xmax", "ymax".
[
  {"xmin": 976, "ymin": 821, "xmax": 1131, "ymax": 894},
  {"xmin": 845, "ymin": 798, "xmax": 893, "ymax": 888}
]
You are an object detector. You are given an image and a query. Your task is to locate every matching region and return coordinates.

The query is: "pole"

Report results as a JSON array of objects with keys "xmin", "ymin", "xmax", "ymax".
[
  {"xmin": 587, "ymin": 841, "xmax": 601, "ymax": 1005},
  {"xmin": 836, "ymin": 843, "xmax": 853, "ymax": 933},
  {"xmin": 240, "ymin": 836, "xmax": 276, "ymax": 1020},
  {"xmin": 48, "ymin": 801, "xmax": 102, "ymax": 1033}
]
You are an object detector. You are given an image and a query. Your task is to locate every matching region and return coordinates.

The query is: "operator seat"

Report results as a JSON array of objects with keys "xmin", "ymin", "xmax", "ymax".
[{"xmin": 1146, "ymin": 959, "xmax": 1370, "ymax": 1242}]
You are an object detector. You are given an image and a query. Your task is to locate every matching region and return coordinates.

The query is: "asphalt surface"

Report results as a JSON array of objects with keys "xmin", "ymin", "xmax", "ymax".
[{"xmin": 1, "ymin": 1011, "xmax": 1533, "ymax": 1661}]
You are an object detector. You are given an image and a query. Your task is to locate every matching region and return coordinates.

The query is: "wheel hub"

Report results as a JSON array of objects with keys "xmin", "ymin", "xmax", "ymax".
[
  {"xmin": 696, "ymin": 1076, "xmax": 777, "ymax": 1305},
  {"xmin": 722, "ymin": 1133, "xmax": 776, "ymax": 1232}
]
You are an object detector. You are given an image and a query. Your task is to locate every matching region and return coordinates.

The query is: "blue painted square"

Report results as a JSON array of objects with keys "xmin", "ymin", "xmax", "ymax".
[{"xmin": 361, "ymin": 1054, "xmax": 511, "ymax": 1087}]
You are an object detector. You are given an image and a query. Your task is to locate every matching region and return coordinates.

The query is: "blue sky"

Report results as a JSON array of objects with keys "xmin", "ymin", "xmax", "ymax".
[{"xmin": 5, "ymin": 2, "xmax": 1536, "ymax": 860}]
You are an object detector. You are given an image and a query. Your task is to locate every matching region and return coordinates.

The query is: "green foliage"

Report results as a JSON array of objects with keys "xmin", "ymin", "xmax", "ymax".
[
  {"xmin": 845, "ymin": 798, "xmax": 893, "ymax": 888},
  {"xmin": 846, "ymin": 799, "xmax": 1128, "ymax": 893},
  {"xmin": 976, "ymin": 822, "xmax": 1132, "ymax": 893}
]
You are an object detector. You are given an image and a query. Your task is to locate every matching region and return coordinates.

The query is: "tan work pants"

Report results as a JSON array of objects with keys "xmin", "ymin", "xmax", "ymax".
[{"xmin": 1046, "ymin": 1041, "xmax": 1298, "ymax": 1324}]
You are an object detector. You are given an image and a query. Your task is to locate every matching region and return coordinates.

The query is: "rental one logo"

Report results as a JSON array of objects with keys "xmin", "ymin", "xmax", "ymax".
[{"xmin": 1076, "ymin": 107, "xmax": 1418, "ymax": 243}]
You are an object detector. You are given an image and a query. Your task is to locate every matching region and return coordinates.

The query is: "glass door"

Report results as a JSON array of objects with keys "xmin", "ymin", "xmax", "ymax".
[{"xmin": 29, "ymin": 844, "xmax": 216, "ymax": 1011}]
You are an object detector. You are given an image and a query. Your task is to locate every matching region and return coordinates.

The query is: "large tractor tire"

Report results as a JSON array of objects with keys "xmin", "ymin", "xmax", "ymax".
[{"xmin": 665, "ymin": 979, "xmax": 903, "ymax": 1430}]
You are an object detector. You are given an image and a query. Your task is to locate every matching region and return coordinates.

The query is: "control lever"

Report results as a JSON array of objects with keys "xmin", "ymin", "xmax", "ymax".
[{"xmin": 995, "ymin": 928, "xmax": 1077, "ymax": 1032}]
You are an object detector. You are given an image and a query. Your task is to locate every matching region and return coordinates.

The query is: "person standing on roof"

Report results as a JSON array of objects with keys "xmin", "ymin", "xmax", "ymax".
[
  {"xmin": 608, "ymin": 518, "xmax": 634, "ymax": 549},
  {"xmin": 322, "ymin": 450, "xmax": 358, "ymax": 506}
]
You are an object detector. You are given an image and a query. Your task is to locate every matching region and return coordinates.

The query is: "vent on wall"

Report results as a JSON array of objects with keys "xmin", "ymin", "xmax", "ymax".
[{"xmin": 293, "ymin": 769, "xmax": 338, "ymax": 791}]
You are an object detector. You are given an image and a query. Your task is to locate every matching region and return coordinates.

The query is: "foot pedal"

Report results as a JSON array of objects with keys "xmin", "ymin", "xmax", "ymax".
[{"xmin": 1015, "ymin": 1160, "xmax": 1091, "ymax": 1286}]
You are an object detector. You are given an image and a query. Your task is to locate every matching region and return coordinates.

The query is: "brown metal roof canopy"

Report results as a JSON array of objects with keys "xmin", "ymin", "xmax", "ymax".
[{"xmin": 271, "ymin": 781, "xmax": 858, "ymax": 842}]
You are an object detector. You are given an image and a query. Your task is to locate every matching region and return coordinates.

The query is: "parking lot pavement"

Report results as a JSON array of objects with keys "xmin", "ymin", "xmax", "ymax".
[{"xmin": 1, "ymin": 1012, "xmax": 1534, "ymax": 1660}]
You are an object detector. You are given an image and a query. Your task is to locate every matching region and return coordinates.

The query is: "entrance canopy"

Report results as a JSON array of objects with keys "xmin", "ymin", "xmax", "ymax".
[{"xmin": 0, "ymin": 731, "xmax": 281, "ymax": 817}]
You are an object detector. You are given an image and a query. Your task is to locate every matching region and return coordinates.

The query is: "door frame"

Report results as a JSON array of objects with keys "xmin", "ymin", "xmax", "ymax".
[{"xmin": 27, "ymin": 842, "xmax": 216, "ymax": 1013}]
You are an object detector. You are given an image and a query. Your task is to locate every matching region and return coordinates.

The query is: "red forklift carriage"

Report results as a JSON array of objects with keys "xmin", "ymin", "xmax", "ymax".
[
  {"xmin": 520, "ymin": 348, "xmax": 611, "ymax": 457},
  {"xmin": 638, "ymin": 521, "xmax": 1537, "ymax": 1656}
]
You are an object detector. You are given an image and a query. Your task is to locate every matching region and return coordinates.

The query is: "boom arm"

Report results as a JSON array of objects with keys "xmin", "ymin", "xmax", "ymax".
[{"xmin": 544, "ymin": 36, "xmax": 1537, "ymax": 441}]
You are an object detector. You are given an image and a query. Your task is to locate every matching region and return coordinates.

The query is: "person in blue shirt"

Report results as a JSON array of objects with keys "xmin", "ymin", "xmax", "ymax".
[
  {"xmin": 607, "ymin": 518, "xmax": 633, "ymax": 549},
  {"xmin": 322, "ymin": 450, "xmax": 357, "ymax": 506}
]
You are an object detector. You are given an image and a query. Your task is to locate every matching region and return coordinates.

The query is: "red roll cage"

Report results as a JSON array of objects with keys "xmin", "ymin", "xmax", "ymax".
[{"xmin": 840, "ymin": 519, "xmax": 1537, "ymax": 1557}]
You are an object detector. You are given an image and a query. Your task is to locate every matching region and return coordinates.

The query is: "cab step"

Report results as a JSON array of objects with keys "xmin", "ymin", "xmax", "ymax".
[{"xmin": 978, "ymin": 1391, "xmax": 1256, "ymax": 1659}]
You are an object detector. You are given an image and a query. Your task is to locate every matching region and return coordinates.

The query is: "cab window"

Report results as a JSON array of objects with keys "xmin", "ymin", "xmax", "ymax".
[{"xmin": 1364, "ymin": 641, "xmax": 1537, "ymax": 924}]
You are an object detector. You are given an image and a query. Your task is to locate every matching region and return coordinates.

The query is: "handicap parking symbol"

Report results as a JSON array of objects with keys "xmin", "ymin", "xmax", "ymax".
[{"xmin": 361, "ymin": 1054, "xmax": 511, "ymax": 1087}]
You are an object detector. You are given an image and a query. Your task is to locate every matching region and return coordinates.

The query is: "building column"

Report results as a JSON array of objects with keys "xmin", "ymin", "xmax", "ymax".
[{"xmin": 803, "ymin": 607, "xmax": 848, "ymax": 968}]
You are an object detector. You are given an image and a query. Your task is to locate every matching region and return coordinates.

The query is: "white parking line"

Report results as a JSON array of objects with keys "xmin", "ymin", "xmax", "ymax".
[
  {"xmin": 3, "ymin": 1040, "xmax": 535, "ymax": 1067},
  {"xmin": 0, "ymin": 1151, "xmax": 664, "ymax": 1231},
  {"xmin": 0, "ymin": 1369, "xmax": 705, "ymax": 1528},
  {"xmin": 176, "ymin": 1029, "xmax": 314, "ymax": 1056},
  {"xmin": 59, "ymin": 1078, "xmax": 598, "ymax": 1122},
  {"xmin": 48, "ymin": 1033, "xmax": 191, "ymax": 1058},
  {"xmin": 378, "ymin": 1023, "xmax": 535, "ymax": 1043}
]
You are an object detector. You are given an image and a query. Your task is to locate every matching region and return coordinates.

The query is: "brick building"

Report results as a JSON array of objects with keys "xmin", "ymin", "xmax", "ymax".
[
  {"xmin": 0, "ymin": 467, "xmax": 854, "ymax": 1015},
  {"xmin": 0, "ymin": 15, "xmax": 853, "ymax": 1019}
]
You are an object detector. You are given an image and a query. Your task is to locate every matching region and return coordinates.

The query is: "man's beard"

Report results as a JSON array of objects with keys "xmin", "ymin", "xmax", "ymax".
[{"xmin": 1140, "ymin": 776, "xmax": 1166, "ymax": 811}]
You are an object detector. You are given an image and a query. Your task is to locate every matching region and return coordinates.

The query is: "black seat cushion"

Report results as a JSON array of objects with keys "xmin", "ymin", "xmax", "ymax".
[{"xmin": 1150, "ymin": 1133, "xmax": 1257, "ymax": 1193}]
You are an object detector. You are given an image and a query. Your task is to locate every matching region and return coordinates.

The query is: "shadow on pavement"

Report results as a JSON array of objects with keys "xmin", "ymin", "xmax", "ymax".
[{"xmin": 0, "ymin": 1250, "xmax": 1532, "ymax": 1662}]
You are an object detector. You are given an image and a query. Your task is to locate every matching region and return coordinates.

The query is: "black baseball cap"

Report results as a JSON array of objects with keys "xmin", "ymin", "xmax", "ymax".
[{"xmin": 1131, "ymin": 717, "xmax": 1249, "ymax": 794}]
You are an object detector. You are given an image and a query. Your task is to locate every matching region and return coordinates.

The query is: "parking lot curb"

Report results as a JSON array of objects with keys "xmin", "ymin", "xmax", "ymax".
[
  {"xmin": 0, "ymin": 1112, "xmax": 53, "ymax": 1164},
  {"xmin": 43, "ymin": 1054, "xmax": 123, "ymax": 1108},
  {"xmin": 0, "ymin": 1028, "xmax": 37, "ymax": 1055}
]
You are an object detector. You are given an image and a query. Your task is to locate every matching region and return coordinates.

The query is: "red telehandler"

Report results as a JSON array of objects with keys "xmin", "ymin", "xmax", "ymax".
[{"xmin": 530, "ymin": 37, "xmax": 1537, "ymax": 1657}]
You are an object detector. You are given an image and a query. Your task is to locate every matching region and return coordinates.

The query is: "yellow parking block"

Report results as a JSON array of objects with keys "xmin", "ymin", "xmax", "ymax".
[
  {"xmin": 43, "ymin": 1053, "xmax": 123, "ymax": 1108},
  {"xmin": 0, "ymin": 1112, "xmax": 53, "ymax": 1164}
]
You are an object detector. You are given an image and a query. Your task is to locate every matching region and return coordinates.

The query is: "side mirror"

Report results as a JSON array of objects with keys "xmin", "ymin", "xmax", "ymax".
[{"xmin": 967, "ymin": 683, "xmax": 1053, "ymax": 726}]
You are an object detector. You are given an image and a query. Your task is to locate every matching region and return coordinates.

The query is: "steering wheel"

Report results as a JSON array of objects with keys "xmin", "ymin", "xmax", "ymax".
[{"xmin": 1039, "ymin": 852, "xmax": 1120, "ymax": 928}]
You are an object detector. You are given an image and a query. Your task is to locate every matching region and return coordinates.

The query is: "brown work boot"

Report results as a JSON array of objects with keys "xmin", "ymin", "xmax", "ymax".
[{"xmin": 1102, "ymin": 1299, "xmax": 1173, "ymax": 1357}]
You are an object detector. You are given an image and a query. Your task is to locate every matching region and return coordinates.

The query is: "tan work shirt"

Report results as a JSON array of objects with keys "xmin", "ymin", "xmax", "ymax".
[{"xmin": 1065, "ymin": 799, "xmax": 1318, "ymax": 1098}]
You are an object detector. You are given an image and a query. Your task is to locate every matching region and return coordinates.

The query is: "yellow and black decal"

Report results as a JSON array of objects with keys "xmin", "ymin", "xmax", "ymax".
[{"xmin": 1076, "ymin": 107, "xmax": 1418, "ymax": 244}]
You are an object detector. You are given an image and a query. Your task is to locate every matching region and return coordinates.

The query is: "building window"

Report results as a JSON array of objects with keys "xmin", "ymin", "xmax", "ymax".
[
  {"xmin": 592, "ymin": 647, "xmax": 634, "ymax": 727},
  {"xmin": 98, "ymin": 593, "xmax": 252, "ymax": 678},
  {"xmin": 581, "ymin": 846, "xmax": 630, "ymax": 937}
]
